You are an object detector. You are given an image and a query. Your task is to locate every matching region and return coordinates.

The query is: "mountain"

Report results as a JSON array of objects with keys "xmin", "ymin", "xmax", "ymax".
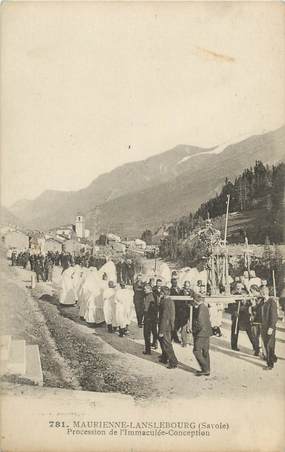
[
  {"xmin": 10, "ymin": 126, "xmax": 285, "ymax": 236},
  {"xmin": 9, "ymin": 144, "xmax": 214, "ymax": 228},
  {"xmin": 0, "ymin": 205, "xmax": 21, "ymax": 226},
  {"xmin": 86, "ymin": 126, "xmax": 285, "ymax": 237}
]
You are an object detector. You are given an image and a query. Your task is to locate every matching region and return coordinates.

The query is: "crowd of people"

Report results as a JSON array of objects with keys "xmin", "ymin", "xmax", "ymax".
[
  {"xmin": 9, "ymin": 249, "xmax": 58, "ymax": 282},
  {"xmin": 7, "ymin": 247, "xmax": 281, "ymax": 375},
  {"xmin": 57, "ymin": 258, "xmax": 281, "ymax": 375}
]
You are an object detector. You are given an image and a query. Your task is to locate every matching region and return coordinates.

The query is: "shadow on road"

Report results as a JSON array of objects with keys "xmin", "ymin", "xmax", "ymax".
[
  {"xmin": 38, "ymin": 293, "xmax": 193, "ymax": 371},
  {"xmin": 38, "ymin": 291, "xmax": 284, "ymax": 370},
  {"xmin": 210, "ymin": 343, "xmax": 265, "ymax": 368}
]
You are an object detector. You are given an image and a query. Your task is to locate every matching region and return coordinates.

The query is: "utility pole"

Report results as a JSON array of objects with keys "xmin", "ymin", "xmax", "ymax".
[
  {"xmin": 224, "ymin": 194, "xmax": 231, "ymax": 295},
  {"xmin": 224, "ymin": 194, "xmax": 230, "ymax": 245}
]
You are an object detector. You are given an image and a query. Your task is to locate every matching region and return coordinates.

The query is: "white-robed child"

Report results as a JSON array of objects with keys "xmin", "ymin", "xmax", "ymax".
[
  {"xmin": 115, "ymin": 283, "xmax": 134, "ymax": 337},
  {"xmin": 78, "ymin": 267, "xmax": 89, "ymax": 318},
  {"xmin": 83, "ymin": 268, "xmax": 102, "ymax": 324},
  {"xmin": 103, "ymin": 281, "xmax": 117, "ymax": 333},
  {"xmin": 59, "ymin": 266, "xmax": 77, "ymax": 305}
]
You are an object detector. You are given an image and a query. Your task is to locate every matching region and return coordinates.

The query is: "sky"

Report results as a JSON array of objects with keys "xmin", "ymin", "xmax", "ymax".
[{"xmin": 1, "ymin": 2, "xmax": 284, "ymax": 206}]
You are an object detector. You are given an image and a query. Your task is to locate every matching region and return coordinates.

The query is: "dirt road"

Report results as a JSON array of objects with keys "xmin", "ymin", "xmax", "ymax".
[{"xmin": 1, "ymin": 251, "xmax": 285, "ymax": 401}]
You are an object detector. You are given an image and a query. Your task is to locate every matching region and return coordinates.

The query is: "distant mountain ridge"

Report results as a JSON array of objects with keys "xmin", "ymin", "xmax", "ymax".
[
  {"xmin": 9, "ymin": 126, "xmax": 285, "ymax": 237},
  {"xmin": 0, "ymin": 205, "xmax": 21, "ymax": 226},
  {"xmin": 9, "ymin": 144, "xmax": 214, "ymax": 228}
]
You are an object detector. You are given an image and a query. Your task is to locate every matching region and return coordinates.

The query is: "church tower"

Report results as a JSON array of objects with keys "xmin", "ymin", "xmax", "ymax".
[{"xmin": 75, "ymin": 215, "xmax": 85, "ymax": 239}]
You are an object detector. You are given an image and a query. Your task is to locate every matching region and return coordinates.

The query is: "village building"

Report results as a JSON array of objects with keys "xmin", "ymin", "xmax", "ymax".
[{"xmin": 56, "ymin": 227, "xmax": 73, "ymax": 240}]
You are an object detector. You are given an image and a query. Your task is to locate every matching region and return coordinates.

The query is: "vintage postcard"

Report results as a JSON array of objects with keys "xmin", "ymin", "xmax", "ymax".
[{"xmin": 0, "ymin": 1, "xmax": 284, "ymax": 451}]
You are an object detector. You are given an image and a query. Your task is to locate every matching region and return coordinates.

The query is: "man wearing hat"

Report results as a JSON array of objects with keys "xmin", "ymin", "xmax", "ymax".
[
  {"xmin": 153, "ymin": 278, "xmax": 163, "ymax": 308},
  {"xmin": 142, "ymin": 284, "xmax": 158, "ymax": 354},
  {"xmin": 158, "ymin": 286, "xmax": 178, "ymax": 369},
  {"xmin": 230, "ymin": 281, "xmax": 255, "ymax": 352},
  {"xmin": 170, "ymin": 278, "xmax": 182, "ymax": 344},
  {"xmin": 175, "ymin": 280, "xmax": 192, "ymax": 346},
  {"xmin": 133, "ymin": 273, "xmax": 145, "ymax": 327},
  {"xmin": 192, "ymin": 293, "xmax": 212, "ymax": 376},
  {"xmin": 250, "ymin": 285, "xmax": 264, "ymax": 355},
  {"xmin": 260, "ymin": 285, "xmax": 278, "ymax": 370}
]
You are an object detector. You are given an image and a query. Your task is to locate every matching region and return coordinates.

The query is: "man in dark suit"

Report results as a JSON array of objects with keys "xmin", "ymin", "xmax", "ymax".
[
  {"xmin": 192, "ymin": 293, "xmax": 212, "ymax": 376},
  {"xmin": 170, "ymin": 278, "xmax": 182, "ymax": 343},
  {"xmin": 250, "ymin": 285, "xmax": 264, "ymax": 356},
  {"xmin": 261, "ymin": 286, "xmax": 278, "ymax": 370},
  {"xmin": 143, "ymin": 285, "xmax": 158, "ymax": 354},
  {"xmin": 60, "ymin": 251, "xmax": 72, "ymax": 272},
  {"xmin": 116, "ymin": 258, "xmax": 125, "ymax": 284},
  {"xmin": 34, "ymin": 254, "xmax": 45, "ymax": 282},
  {"xmin": 125, "ymin": 259, "xmax": 135, "ymax": 285},
  {"xmin": 230, "ymin": 282, "xmax": 255, "ymax": 352},
  {"xmin": 158, "ymin": 286, "xmax": 178, "ymax": 369},
  {"xmin": 133, "ymin": 274, "xmax": 145, "ymax": 327},
  {"xmin": 153, "ymin": 279, "xmax": 164, "ymax": 313}
]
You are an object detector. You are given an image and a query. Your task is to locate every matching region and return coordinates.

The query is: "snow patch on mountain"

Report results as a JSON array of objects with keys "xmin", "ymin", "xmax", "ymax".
[{"xmin": 176, "ymin": 129, "xmax": 269, "ymax": 166}]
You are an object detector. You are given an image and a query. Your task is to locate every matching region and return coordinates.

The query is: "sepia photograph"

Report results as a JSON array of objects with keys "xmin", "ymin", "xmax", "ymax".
[{"xmin": 0, "ymin": 1, "xmax": 284, "ymax": 451}]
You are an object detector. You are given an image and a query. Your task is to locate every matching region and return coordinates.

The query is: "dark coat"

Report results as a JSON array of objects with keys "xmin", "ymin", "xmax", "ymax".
[
  {"xmin": 153, "ymin": 286, "xmax": 163, "ymax": 306},
  {"xmin": 116, "ymin": 262, "xmax": 124, "ymax": 283},
  {"xmin": 192, "ymin": 303, "xmax": 212, "ymax": 338},
  {"xmin": 121, "ymin": 262, "xmax": 128, "ymax": 282},
  {"xmin": 158, "ymin": 296, "xmax": 175, "ymax": 334},
  {"xmin": 170, "ymin": 286, "xmax": 180, "ymax": 296},
  {"xmin": 143, "ymin": 292, "xmax": 157, "ymax": 316},
  {"xmin": 60, "ymin": 253, "xmax": 71, "ymax": 270},
  {"xmin": 125, "ymin": 262, "xmax": 135, "ymax": 284},
  {"xmin": 133, "ymin": 281, "xmax": 145, "ymax": 303},
  {"xmin": 231, "ymin": 297, "xmax": 252, "ymax": 330},
  {"xmin": 261, "ymin": 298, "xmax": 278, "ymax": 333},
  {"xmin": 251, "ymin": 297, "xmax": 264, "ymax": 324}
]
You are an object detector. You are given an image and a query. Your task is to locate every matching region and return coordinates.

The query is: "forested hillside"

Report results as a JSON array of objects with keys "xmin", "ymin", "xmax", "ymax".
[{"xmin": 156, "ymin": 161, "xmax": 285, "ymax": 264}]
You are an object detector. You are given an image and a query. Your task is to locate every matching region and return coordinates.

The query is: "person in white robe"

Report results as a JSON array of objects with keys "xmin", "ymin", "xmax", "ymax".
[
  {"xmin": 78, "ymin": 267, "xmax": 89, "ymax": 318},
  {"xmin": 71, "ymin": 264, "xmax": 83, "ymax": 302},
  {"xmin": 125, "ymin": 285, "xmax": 135, "ymax": 327},
  {"xmin": 98, "ymin": 259, "xmax": 117, "ymax": 283},
  {"xmin": 59, "ymin": 266, "xmax": 77, "ymax": 305},
  {"xmin": 96, "ymin": 273, "xmax": 109, "ymax": 317},
  {"xmin": 103, "ymin": 281, "xmax": 117, "ymax": 332},
  {"xmin": 115, "ymin": 283, "xmax": 134, "ymax": 336},
  {"xmin": 83, "ymin": 268, "xmax": 105, "ymax": 324}
]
